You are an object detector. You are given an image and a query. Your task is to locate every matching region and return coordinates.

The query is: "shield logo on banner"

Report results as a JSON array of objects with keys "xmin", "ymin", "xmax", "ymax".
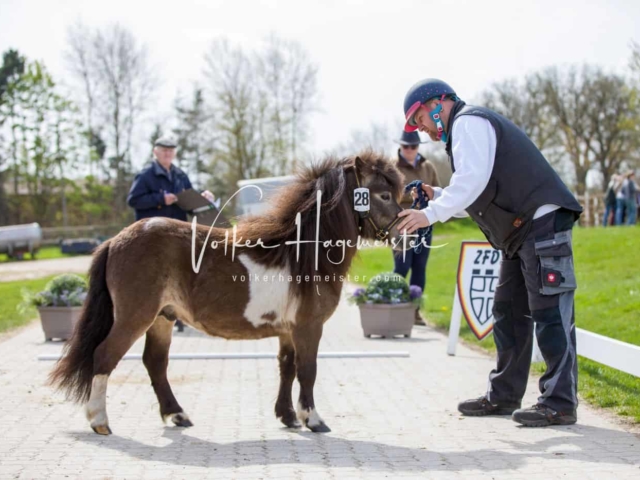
[{"xmin": 456, "ymin": 242, "xmax": 502, "ymax": 340}]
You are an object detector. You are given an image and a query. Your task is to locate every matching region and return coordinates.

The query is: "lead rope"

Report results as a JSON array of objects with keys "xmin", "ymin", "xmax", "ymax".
[{"xmin": 403, "ymin": 180, "xmax": 433, "ymax": 253}]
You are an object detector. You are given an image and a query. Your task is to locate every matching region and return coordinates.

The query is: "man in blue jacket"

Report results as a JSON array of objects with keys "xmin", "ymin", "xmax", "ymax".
[
  {"xmin": 127, "ymin": 135, "xmax": 214, "ymax": 332},
  {"xmin": 127, "ymin": 135, "xmax": 214, "ymax": 221}
]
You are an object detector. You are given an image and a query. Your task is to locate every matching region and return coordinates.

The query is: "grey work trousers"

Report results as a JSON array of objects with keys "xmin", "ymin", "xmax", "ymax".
[{"xmin": 487, "ymin": 209, "xmax": 578, "ymax": 413}]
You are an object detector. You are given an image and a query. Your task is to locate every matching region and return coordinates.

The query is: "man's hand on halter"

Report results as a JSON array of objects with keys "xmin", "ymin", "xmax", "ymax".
[{"xmin": 396, "ymin": 209, "xmax": 430, "ymax": 235}]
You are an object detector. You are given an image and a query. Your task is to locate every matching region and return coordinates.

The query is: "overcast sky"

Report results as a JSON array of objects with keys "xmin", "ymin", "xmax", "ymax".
[{"xmin": 1, "ymin": 0, "xmax": 639, "ymax": 164}]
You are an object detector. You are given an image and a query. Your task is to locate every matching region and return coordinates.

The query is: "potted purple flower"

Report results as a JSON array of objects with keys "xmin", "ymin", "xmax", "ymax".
[
  {"xmin": 349, "ymin": 272, "xmax": 423, "ymax": 338},
  {"xmin": 20, "ymin": 274, "xmax": 87, "ymax": 341}
]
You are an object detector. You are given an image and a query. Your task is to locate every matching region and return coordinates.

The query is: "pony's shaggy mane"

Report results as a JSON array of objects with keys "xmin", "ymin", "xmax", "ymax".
[{"xmin": 229, "ymin": 149, "xmax": 403, "ymax": 295}]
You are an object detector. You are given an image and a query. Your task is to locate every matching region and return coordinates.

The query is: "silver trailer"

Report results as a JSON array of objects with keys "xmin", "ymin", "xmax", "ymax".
[
  {"xmin": 236, "ymin": 175, "xmax": 296, "ymax": 216},
  {"xmin": 0, "ymin": 223, "xmax": 42, "ymax": 259}
]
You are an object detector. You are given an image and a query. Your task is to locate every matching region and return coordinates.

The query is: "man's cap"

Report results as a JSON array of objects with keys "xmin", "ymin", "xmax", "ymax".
[{"xmin": 154, "ymin": 135, "xmax": 178, "ymax": 148}]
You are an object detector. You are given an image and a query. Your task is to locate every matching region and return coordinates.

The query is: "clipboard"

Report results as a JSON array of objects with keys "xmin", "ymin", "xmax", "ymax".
[{"xmin": 176, "ymin": 189, "xmax": 230, "ymax": 227}]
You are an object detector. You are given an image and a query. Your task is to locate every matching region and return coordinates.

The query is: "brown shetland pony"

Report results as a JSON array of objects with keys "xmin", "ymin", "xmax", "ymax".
[{"xmin": 50, "ymin": 151, "xmax": 406, "ymax": 435}]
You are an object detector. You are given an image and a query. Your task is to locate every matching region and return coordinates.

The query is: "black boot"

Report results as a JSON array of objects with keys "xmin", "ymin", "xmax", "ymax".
[
  {"xmin": 414, "ymin": 308, "xmax": 426, "ymax": 326},
  {"xmin": 512, "ymin": 404, "xmax": 577, "ymax": 427},
  {"xmin": 458, "ymin": 395, "xmax": 521, "ymax": 416}
]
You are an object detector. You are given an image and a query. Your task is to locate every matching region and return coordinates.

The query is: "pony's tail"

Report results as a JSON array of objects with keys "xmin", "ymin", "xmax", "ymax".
[{"xmin": 49, "ymin": 240, "xmax": 114, "ymax": 403}]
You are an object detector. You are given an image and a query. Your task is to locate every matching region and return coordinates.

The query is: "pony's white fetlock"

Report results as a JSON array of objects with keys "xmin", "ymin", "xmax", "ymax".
[
  {"xmin": 297, "ymin": 402, "xmax": 330, "ymax": 433},
  {"xmin": 165, "ymin": 411, "xmax": 194, "ymax": 428},
  {"xmin": 85, "ymin": 375, "xmax": 111, "ymax": 435}
]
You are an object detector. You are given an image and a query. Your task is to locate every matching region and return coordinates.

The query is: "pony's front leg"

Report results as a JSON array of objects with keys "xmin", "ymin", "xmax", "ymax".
[{"xmin": 292, "ymin": 322, "xmax": 330, "ymax": 433}]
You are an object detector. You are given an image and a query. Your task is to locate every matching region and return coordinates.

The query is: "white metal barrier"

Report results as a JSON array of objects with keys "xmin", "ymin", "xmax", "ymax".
[
  {"xmin": 449, "ymin": 318, "xmax": 640, "ymax": 378},
  {"xmin": 576, "ymin": 329, "xmax": 640, "ymax": 377},
  {"xmin": 38, "ymin": 351, "xmax": 410, "ymax": 361}
]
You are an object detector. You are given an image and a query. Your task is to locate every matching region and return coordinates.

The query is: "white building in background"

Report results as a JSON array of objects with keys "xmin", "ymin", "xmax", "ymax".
[{"xmin": 236, "ymin": 175, "xmax": 296, "ymax": 216}]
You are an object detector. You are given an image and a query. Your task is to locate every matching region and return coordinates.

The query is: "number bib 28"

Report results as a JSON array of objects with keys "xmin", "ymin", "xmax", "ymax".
[{"xmin": 354, "ymin": 188, "xmax": 370, "ymax": 212}]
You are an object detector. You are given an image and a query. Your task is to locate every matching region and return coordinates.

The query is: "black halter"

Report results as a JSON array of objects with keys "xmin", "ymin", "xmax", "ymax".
[{"xmin": 351, "ymin": 165, "xmax": 402, "ymax": 241}]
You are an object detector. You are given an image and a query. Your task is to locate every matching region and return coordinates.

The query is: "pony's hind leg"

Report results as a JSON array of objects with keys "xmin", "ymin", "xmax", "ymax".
[
  {"xmin": 292, "ymin": 322, "xmax": 330, "ymax": 433},
  {"xmin": 275, "ymin": 334, "xmax": 300, "ymax": 428},
  {"xmin": 143, "ymin": 314, "xmax": 193, "ymax": 427},
  {"xmin": 86, "ymin": 303, "xmax": 156, "ymax": 435}
]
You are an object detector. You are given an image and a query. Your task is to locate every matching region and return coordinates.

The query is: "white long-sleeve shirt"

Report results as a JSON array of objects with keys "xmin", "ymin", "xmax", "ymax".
[{"xmin": 422, "ymin": 115, "xmax": 558, "ymax": 225}]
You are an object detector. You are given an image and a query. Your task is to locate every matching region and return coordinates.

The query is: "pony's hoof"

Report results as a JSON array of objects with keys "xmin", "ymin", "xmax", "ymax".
[
  {"xmin": 170, "ymin": 412, "xmax": 194, "ymax": 428},
  {"xmin": 278, "ymin": 409, "xmax": 301, "ymax": 429},
  {"xmin": 92, "ymin": 425, "xmax": 112, "ymax": 435},
  {"xmin": 281, "ymin": 417, "xmax": 302, "ymax": 429},
  {"xmin": 306, "ymin": 421, "xmax": 331, "ymax": 433}
]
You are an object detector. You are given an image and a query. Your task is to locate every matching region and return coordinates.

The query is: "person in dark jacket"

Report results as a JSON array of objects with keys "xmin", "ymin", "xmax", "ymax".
[
  {"xmin": 603, "ymin": 174, "xmax": 620, "ymax": 227},
  {"xmin": 127, "ymin": 135, "xmax": 214, "ymax": 221},
  {"xmin": 127, "ymin": 135, "xmax": 215, "ymax": 332},
  {"xmin": 392, "ymin": 130, "xmax": 440, "ymax": 325},
  {"xmin": 396, "ymin": 79, "xmax": 583, "ymax": 428}
]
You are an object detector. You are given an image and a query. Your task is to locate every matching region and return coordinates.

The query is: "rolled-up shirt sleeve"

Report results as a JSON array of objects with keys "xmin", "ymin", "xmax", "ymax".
[{"xmin": 422, "ymin": 115, "xmax": 496, "ymax": 225}]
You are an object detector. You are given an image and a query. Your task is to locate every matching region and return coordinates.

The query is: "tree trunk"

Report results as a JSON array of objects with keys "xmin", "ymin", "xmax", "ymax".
[
  {"xmin": 574, "ymin": 165, "xmax": 588, "ymax": 195},
  {"xmin": 0, "ymin": 170, "xmax": 9, "ymax": 225}
]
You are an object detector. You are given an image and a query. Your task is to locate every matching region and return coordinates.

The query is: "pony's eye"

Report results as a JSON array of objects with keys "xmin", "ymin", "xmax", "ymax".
[{"xmin": 381, "ymin": 193, "xmax": 391, "ymax": 201}]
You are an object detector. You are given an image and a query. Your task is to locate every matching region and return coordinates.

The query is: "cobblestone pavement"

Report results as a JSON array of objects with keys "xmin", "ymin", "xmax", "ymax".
[
  {"xmin": 0, "ymin": 289, "xmax": 639, "ymax": 479},
  {"xmin": 0, "ymin": 256, "xmax": 92, "ymax": 282}
]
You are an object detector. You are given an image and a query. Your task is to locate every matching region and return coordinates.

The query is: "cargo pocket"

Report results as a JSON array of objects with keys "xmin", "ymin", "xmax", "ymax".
[{"xmin": 534, "ymin": 231, "xmax": 577, "ymax": 295}]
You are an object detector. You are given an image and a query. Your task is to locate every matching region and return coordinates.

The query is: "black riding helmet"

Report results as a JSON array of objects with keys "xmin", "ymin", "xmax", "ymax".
[{"xmin": 403, "ymin": 78, "xmax": 457, "ymax": 132}]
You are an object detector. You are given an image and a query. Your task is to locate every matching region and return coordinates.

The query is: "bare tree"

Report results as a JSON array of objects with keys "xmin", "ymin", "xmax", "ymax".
[
  {"xmin": 255, "ymin": 34, "xmax": 319, "ymax": 171},
  {"xmin": 65, "ymin": 22, "xmax": 99, "ymax": 176},
  {"xmin": 173, "ymin": 85, "xmax": 215, "ymax": 188},
  {"xmin": 205, "ymin": 39, "xmax": 267, "ymax": 190},
  {"xmin": 203, "ymin": 36, "xmax": 319, "ymax": 202},
  {"xmin": 628, "ymin": 40, "xmax": 640, "ymax": 171},
  {"xmin": 0, "ymin": 49, "xmax": 26, "ymax": 224},
  {"xmin": 65, "ymin": 22, "xmax": 157, "ymax": 213},
  {"xmin": 630, "ymin": 40, "xmax": 640, "ymax": 80},
  {"xmin": 481, "ymin": 75, "xmax": 560, "ymax": 154},
  {"xmin": 540, "ymin": 65, "xmax": 638, "ymax": 193}
]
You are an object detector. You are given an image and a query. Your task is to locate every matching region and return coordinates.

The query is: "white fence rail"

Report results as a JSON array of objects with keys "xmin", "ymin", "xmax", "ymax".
[
  {"xmin": 449, "ymin": 319, "xmax": 640, "ymax": 378},
  {"xmin": 38, "ymin": 351, "xmax": 410, "ymax": 361},
  {"xmin": 576, "ymin": 329, "xmax": 640, "ymax": 377}
]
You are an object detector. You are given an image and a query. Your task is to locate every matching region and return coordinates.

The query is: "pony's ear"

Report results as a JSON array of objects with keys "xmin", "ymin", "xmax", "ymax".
[{"xmin": 354, "ymin": 155, "xmax": 365, "ymax": 171}]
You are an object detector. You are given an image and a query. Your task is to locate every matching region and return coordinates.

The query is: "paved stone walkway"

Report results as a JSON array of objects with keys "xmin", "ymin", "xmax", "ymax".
[
  {"xmin": 0, "ymin": 256, "xmax": 92, "ymax": 282},
  {"xmin": 0, "ymin": 289, "xmax": 639, "ymax": 479}
]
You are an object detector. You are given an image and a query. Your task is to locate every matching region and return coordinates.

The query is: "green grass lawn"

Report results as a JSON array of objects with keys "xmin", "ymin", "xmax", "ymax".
[
  {"xmin": 0, "ymin": 276, "xmax": 56, "ymax": 333},
  {"xmin": 349, "ymin": 221, "xmax": 640, "ymax": 422},
  {"xmin": 0, "ymin": 245, "xmax": 80, "ymax": 263}
]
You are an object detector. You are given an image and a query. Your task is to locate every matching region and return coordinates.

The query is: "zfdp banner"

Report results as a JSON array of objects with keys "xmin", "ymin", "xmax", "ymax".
[{"xmin": 456, "ymin": 242, "xmax": 503, "ymax": 340}]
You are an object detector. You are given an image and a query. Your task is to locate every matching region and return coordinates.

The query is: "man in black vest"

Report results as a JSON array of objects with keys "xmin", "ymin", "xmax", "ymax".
[{"xmin": 396, "ymin": 79, "xmax": 583, "ymax": 427}]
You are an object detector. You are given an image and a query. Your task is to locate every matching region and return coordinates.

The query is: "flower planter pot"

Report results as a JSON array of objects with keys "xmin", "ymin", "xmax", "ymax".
[
  {"xmin": 38, "ymin": 306, "xmax": 83, "ymax": 341},
  {"xmin": 358, "ymin": 303, "xmax": 415, "ymax": 338}
]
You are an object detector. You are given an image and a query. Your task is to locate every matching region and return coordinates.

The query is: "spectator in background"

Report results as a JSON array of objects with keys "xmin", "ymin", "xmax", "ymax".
[
  {"xmin": 603, "ymin": 174, "xmax": 620, "ymax": 227},
  {"xmin": 623, "ymin": 171, "xmax": 638, "ymax": 226},
  {"xmin": 614, "ymin": 172, "xmax": 627, "ymax": 225},
  {"xmin": 127, "ymin": 135, "xmax": 215, "ymax": 221},
  {"xmin": 127, "ymin": 135, "xmax": 215, "ymax": 331},
  {"xmin": 616, "ymin": 171, "xmax": 637, "ymax": 226},
  {"xmin": 392, "ymin": 130, "xmax": 440, "ymax": 325}
]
